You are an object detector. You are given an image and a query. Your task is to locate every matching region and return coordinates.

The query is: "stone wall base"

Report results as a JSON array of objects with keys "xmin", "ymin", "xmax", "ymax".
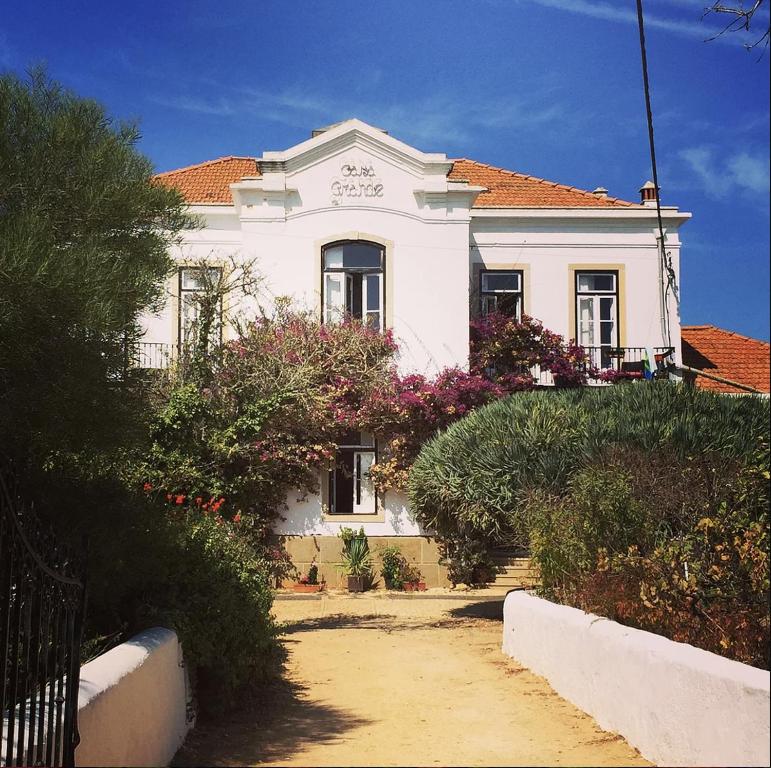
[{"xmin": 276, "ymin": 535, "xmax": 449, "ymax": 589}]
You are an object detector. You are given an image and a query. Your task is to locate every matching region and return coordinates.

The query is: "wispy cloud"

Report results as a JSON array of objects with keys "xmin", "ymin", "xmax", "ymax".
[
  {"xmin": 516, "ymin": 0, "xmax": 751, "ymax": 44},
  {"xmin": 679, "ymin": 144, "xmax": 770, "ymax": 199},
  {"xmin": 149, "ymin": 78, "xmax": 570, "ymax": 149}
]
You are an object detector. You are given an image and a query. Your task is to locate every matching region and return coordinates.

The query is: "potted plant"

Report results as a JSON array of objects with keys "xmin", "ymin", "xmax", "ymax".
[
  {"xmin": 401, "ymin": 562, "xmax": 426, "ymax": 592},
  {"xmin": 292, "ymin": 562, "xmax": 325, "ymax": 593},
  {"xmin": 339, "ymin": 527, "xmax": 373, "ymax": 592},
  {"xmin": 379, "ymin": 544, "xmax": 407, "ymax": 590}
]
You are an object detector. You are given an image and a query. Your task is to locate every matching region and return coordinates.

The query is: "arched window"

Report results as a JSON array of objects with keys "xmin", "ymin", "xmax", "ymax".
[{"xmin": 322, "ymin": 241, "xmax": 384, "ymax": 330}]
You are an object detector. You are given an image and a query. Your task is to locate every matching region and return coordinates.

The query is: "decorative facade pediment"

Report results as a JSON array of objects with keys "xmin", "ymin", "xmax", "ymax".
[{"xmin": 230, "ymin": 118, "xmax": 484, "ymax": 222}]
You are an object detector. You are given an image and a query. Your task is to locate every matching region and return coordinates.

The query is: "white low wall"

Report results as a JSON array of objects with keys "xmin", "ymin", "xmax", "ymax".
[
  {"xmin": 502, "ymin": 591, "xmax": 770, "ymax": 767},
  {"xmin": 76, "ymin": 627, "xmax": 192, "ymax": 767}
]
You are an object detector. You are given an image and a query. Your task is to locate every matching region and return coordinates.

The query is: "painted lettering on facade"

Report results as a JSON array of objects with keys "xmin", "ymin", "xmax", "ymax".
[{"xmin": 331, "ymin": 159, "xmax": 384, "ymax": 205}]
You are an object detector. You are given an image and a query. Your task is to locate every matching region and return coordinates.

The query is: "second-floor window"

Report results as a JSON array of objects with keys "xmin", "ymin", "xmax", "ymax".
[
  {"xmin": 179, "ymin": 266, "xmax": 222, "ymax": 348},
  {"xmin": 480, "ymin": 270, "xmax": 523, "ymax": 318},
  {"xmin": 323, "ymin": 241, "xmax": 384, "ymax": 330},
  {"xmin": 575, "ymin": 271, "xmax": 618, "ymax": 364}
]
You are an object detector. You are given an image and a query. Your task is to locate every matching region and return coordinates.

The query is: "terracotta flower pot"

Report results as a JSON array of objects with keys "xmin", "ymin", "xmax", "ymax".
[
  {"xmin": 403, "ymin": 581, "xmax": 427, "ymax": 592},
  {"xmin": 347, "ymin": 575, "xmax": 366, "ymax": 592},
  {"xmin": 292, "ymin": 583, "xmax": 324, "ymax": 593}
]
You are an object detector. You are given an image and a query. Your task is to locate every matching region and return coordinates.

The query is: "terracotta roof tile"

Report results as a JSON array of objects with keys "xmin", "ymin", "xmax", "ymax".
[
  {"xmin": 154, "ymin": 155, "xmax": 639, "ymax": 208},
  {"xmin": 681, "ymin": 325, "xmax": 770, "ymax": 394},
  {"xmin": 154, "ymin": 156, "xmax": 259, "ymax": 204},
  {"xmin": 448, "ymin": 158, "xmax": 637, "ymax": 208}
]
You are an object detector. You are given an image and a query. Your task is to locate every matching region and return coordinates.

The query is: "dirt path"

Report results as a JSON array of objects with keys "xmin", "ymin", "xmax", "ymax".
[{"xmin": 175, "ymin": 594, "xmax": 649, "ymax": 767}]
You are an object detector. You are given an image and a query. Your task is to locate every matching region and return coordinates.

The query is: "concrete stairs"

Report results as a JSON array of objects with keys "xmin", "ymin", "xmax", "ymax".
[{"xmin": 489, "ymin": 548, "xmax": 539, "ymax": 588}]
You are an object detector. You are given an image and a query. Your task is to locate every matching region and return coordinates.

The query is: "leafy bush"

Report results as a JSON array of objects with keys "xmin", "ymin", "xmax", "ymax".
[
  {"xmin": 408, "ymin": 382, "xmax": 770, "ymax": 666},
  {"xmin": 528, "ymin": 445, "xmax": 769, "ymax": 668},
  {"xmin": 141, "ymin": 506, "xmax": 277, "ymax": 702},
  {"xmin": 379, "ymin": 544, "xmax": 407, "ymax": 590}
]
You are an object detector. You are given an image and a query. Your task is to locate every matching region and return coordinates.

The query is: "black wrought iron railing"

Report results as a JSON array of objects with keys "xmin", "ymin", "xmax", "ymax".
[{"xmin": 1, "ymin": 473, "xmax": 86, "ymax": 768}]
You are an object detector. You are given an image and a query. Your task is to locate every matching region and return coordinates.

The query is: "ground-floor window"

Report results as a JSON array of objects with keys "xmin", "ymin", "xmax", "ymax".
[{"xmin": 328, "ymin": 432, "xmax": 377, "ymax": 515}]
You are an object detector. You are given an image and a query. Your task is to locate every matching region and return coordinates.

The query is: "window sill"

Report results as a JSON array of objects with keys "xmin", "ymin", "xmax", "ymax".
[{"xmin": 322, "ymin": 513, "xmax": 385, "ymax": 523}]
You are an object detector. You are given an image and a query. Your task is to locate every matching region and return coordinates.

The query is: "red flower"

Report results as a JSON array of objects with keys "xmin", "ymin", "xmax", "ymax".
[
  {"xmin": 175, "ymin": 494, "xmax": 186, "ymax": 505},
  {"xmin": 143, "ymin": 482, "xmax": 152, "ymax": 492},
  {"xmin": 233, "ymin": 512, "xmax": 242, "ymax": 523}
]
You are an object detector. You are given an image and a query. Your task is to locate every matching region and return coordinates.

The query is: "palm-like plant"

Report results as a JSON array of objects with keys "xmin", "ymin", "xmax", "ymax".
[{"xmin": 340, "ymin": 536, "xmax": 373, "ymax": 578}]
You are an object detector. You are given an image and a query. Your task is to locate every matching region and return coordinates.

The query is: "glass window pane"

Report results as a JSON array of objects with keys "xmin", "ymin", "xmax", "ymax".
[
  {"xmin": 578, "ymin": 273, "xmax": 615, "ymax": 293},
  {"xmin": 343, "ymin": 242, "xmax": 382, "ymax": 269},
  {"xmin": 324, "ymin": 273, "xmax": 344, "ymax": 323},
  {"xmin": 481, "ymin": 295, "xmax": 497, "ymax": 316},
  {"xmin": 497, "ymin": 293, "xmax": 520, "ymax": 318},
  {"xmin": 323, "ymin": 246, "xmax": 344, "ymax": 269},
  {"xmin": 348, "ymin": 273, "xmax": 363, "ymax": 318},
  {"xmin": 600, "ymin": 321, "xmax": 613, "ymax": 345},
  {"xmin": 353, "ymin": 451, "xmax": 376, "ymax": 514},
  {"xmin": 578, "ymin": 297, "xmax": 595, "ymax": 346},
  {"xmin": 482, "ymin": 272, "xmax": 520, "ymax": 292},
  {"xmin": 600, "ymin": 296, "xmax": 614, "ymax": 321},
  {"xmin": 325, "ymin": 242, "xmax": 382, "ymax": 270},
  {"xmin": 366, "ymin": 273, "xmax": 380, "ymax": 312},
  {"xmin": 181, "ymin": 267, "xmax": 220, "ymax": 291}
]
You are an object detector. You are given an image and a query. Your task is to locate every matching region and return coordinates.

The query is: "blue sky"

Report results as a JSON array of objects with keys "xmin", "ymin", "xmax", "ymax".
[{"xmin": 2, "ymin": 0, "xmax": 769, "ymax": 339}]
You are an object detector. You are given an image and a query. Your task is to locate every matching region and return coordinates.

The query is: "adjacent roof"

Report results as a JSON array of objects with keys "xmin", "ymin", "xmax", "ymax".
[
  {"xmin": 681, "ymin": 325, "xmax": 770, "ymax": 394},
  {"xmin": 154, "ymin": 156, "xmax": 259, "ymax": 204},
  {"xmin": 448, "ymin": 158, "xmax": 636, "ymax": 208},
  {"xmin": 154, "ymin": 155, "xmax": 637, "ymax": 208}
]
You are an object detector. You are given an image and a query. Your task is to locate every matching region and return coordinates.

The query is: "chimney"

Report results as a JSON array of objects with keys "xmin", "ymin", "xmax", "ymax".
[
  {"xmin": 592, "ymin": 187, "xmax": 609, "ymax": 199},
  {"xmin": 639, "ymin": 180, "xmax": 658, "ymax": 206}
]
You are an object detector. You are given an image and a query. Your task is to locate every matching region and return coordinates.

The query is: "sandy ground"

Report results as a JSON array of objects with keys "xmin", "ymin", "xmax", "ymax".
[{"xmin": 174, "ymin": 593, "xmax": 650, "ymax": 767}]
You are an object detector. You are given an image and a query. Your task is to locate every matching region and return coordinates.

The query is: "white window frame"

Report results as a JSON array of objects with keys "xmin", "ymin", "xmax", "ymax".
[
  {"xmin": 328, "ymin": 432, "xmax": 378, "ymax": 516},
  {"xmin": 322, "ymin": 242, "xmax": 384, "ymax": 330},
  {"xmin": 575, "ymin": 271, "xmax": 619, "ymax": 367},
  {"xmin": 480, "ymin": 269, "xmax": 523, "ymax": 318},
  {"xmin": 178, "ymin": 266, "xmax": 223, "ymax": 348}
]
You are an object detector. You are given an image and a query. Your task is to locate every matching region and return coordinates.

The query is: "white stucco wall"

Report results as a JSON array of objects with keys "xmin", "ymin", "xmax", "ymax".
[
  {"xmin": 470, "ymin": 213, "xmax": 684, "ymax": 352},
  {"xmin": 502, "ymin": 591, "xmax": 771, "ymax": 767},
  {"xmin": 76, "ymin": 627, "xmax": 192, "ymax": 768},
  {"xmin": 274, "ymin": 487, "xmax": 422, "ymax": 536}
]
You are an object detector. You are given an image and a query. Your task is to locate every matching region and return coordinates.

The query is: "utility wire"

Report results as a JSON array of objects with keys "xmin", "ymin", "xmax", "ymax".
[{"xmin": 635, "ymin": 0, "xmax": 679, "ymax": 349}]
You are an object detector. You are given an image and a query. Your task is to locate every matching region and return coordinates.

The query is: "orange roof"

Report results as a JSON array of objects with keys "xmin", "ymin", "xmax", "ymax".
[
  {"xmin": 681, "ymin": 325, "xmax": 770, "ymax": 394},
  {"xmin": 154, "ymin": 155, "xmax": 638, "ymax": 208},
  {"xmin": 154, "ymin": 156, "xmax": 259, "ymax": 204},
  {"xmin": 449, "ymin": 158, "xmax": 636, "ymax": 208}
]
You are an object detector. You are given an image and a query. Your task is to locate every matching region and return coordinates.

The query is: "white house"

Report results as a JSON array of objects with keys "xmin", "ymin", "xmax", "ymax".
[{"xmin": 149, "ymin": 118, "xmax": 690, "ymax": 586}]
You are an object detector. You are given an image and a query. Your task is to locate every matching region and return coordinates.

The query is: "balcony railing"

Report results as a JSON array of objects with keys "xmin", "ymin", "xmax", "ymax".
[
  {"xmin": 131, "ymin": 342, "xmax": 180, "ymax": 370},
  {"xmin": 132, "ymin": 342, "xmax": 675, "ymax": 386},
  {"xmin": 533, "ymin": 346, "xmax": 675, "ymax": 387}
]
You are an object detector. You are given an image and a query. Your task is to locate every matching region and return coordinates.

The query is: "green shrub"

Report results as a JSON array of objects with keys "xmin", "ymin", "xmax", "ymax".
[
  {"xmin": 408, "ymin": 381, "xmax": 769, "ymax": 666},
  {"xmin": 379, "ymin": 544, "xmax": 407, "ymax": 590},
  {"xmin": 141, "ymin": 510, "xmax": 277, "ymax": 702}
]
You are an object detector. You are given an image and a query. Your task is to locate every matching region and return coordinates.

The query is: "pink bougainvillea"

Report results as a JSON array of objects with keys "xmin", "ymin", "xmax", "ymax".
[{"xmin": 147, "ymin": 306, "xmax": 599, "ymax": 519}]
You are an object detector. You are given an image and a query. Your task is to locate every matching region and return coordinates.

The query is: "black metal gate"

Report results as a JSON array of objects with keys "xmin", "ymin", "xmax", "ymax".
[{"xmin": 0, "ymin": 472, "xmax": 86, "ymax": 767}]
